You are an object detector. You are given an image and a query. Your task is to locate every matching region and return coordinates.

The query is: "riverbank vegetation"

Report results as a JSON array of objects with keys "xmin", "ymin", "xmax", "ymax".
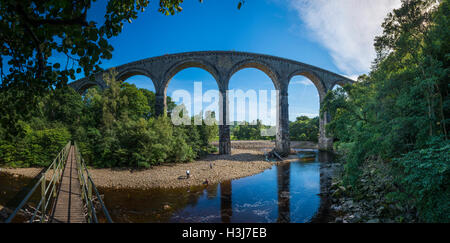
[
  {"xmin": 323, "ymin": 0, "xmax": 449, "ymax": 222},
  {"xmin": 0, "ymin": 0, "xmax": 230, "ymax": 169},
  {"xmin": 0, "ymin": 71, "xmax": 217, "ymax": 168},
  {"xmin": 228, "ymin": 116, "xmax": 319, "ymax": 142},
  {"xmin": 289, "ymin": 116, "xmax": 319, "ymax": 143},
  {"xmin": 230, "ymin": 120, "xmax": 273, "ymax": 141}
]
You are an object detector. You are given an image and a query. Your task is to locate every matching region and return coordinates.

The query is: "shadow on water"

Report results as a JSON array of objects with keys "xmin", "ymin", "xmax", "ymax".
[
  {"xmin": 96, "ymin": 150, "xmax": 335, "ymax": 223},
  {"xmin": 0, "ymin": 169, "xmax": 46, "ymax": 222},
  {"xmin": 220, "ymin": 181, "xmax": 232, "ymax": 223},
  {"xmin": 277, "ymin": 163, "xmax": 290, "ymax": 223}
]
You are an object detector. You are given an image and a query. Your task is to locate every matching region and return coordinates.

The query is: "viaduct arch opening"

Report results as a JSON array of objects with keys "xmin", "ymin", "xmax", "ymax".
[
  {"xmin": 228, "ymin": 68, "xmax": 277, "ymax": 142},
  {"xmin": 288, "ymin": 76, "xmax": 320, "ymax": 144},
  {"xmin": 287, "ymin": 70, "xmax": 332, "ymax": 151},
  {"xmin": 165, "ymin": 66, "xmax": 220, "ymax": 123}
]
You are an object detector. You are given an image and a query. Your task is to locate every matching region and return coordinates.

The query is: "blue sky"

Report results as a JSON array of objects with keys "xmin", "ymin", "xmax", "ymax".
[
  {"xmin": 9, "ymin": 0, "xmax": 402, "ymax": 123},
  {"xmin": 100, "ymin": 0, "xmax": 339, "ymax": 123},
  {"xmin": 114, "ymin": 0, "xmax": 333, "ymax": 122}
]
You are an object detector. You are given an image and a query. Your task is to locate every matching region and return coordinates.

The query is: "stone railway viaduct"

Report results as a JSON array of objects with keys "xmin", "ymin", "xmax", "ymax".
[{"xmin": 69, "ymin": 51, "xmax": 355, "ymax": 156}]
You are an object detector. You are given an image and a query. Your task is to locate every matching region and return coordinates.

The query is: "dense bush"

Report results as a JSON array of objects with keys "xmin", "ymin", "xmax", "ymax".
[
  {"xmin": 229, "ymin": 116, "xmax": 319, "ymax": 142},
  {"xmin": 0, "ymin": 121, "xmax": 70, "ymax": 167},
  {"xmin": 229, "ymin": 120, "xmax": 272, "ymax": 141},
  {"xmin": 393, "ymin": 137, "xmax": 450, "ymax": 223},
  {"xmin": 289, "ymin": 116, "xmax": 319, "ymax": 142},
  {"xmin": 0, "ymin": 71, "xmax": 217, "ymax": 168}
]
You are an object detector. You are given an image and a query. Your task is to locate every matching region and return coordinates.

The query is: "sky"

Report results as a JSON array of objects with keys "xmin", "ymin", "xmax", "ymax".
[{"xmin": 18, "ymin": 0, "xmax": 404, "ymax": 123}]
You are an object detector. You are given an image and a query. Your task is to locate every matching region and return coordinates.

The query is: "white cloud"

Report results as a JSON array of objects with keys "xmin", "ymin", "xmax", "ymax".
[
  {"xmin": 289, "ymin": 0, "xmax": 401, "ymax": 75},
  {"xmin": 291, "ymin": 79, "xmax": 313, "ymax": 86}
]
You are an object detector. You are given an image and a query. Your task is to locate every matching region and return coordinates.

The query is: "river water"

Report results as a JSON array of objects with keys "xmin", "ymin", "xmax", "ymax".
[
  {"xmin": 97, "ymin": 150, "xmax": 334, "ymax": 223},
  {"xmin": 0, "ymin": 150, "xmax": 334, "ymax": 223}
]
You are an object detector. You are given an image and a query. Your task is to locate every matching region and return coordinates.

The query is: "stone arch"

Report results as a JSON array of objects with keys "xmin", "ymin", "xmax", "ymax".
[
  {"xmin": 227, "ymin": 59, "xmax": 280, "ymax": 89},
  {"xmin": 163, "ymin": 59, "xmax": 221, "ymax": 93},
  {"xmin": 72, "ymin": 79, "xmax": 105, "ymax": 95},
  {"xmin": 116, "ymin": 68, "xmax": 158, "ymax": 92},
  {"xmin": 77, "ymin": 82, "xmax": 98, "ymax": 95},
  {"xmin": 117, "ymin": 68, "xmax": 156, "ymax": 83},
  {"xmin": 287, "ymin": 69, "xmax": 327, "ymax": 100}
]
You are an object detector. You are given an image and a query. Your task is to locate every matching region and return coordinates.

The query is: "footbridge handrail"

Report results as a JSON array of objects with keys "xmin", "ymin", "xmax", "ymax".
[
  {"xmin": 5, "ymin": 141, "xmax": 71, "ymax": 223},
  {"xmin": 74, "ymin": 142, "xmax": 113, "ymax": 223},
  {"xmin": 6, "ymin": 141, "xmax": 113, "ymax": 223}
]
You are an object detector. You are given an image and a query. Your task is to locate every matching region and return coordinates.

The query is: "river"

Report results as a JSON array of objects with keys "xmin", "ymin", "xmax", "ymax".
[
  {"xmin": 97, "ymin": 149, "xmax": 334, "ymax": 223},
  {"xmin": 0, "ymin": 150, "xmax": 334, "ymax": 223}
]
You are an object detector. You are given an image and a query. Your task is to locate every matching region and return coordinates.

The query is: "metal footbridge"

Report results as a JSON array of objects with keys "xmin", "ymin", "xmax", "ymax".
[{"xmin": 5, "ymin": 142, "xmax": 112, "ymax": 223}]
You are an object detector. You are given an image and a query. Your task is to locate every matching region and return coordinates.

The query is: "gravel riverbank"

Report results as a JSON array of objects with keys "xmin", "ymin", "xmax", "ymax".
[
  {"xmin": 1, "ymin": 141, "xmax": 317, "ymax": 190},
  {"xmin": 1, "ymin": 148, "xmax": 272, "ymax": 189},
  {"xmin": 89, "ymin": 149, "xmax": 272, "ymax": 189}
]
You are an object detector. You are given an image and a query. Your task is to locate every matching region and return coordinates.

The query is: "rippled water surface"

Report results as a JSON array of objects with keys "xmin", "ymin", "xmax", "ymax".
[
  {"xmin": 98, "ymin": 150, "xmax": 333, "ymax": 223},
  {"xmin": 0, "ymin": 150, "xmax": 333, "ymax": 223}
]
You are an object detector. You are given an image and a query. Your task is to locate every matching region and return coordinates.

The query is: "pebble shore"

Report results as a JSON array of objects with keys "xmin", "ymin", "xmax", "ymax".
[
  {"xmin": 88, "ymin": 149, "xmax": 272, "ymax": 189},
  {"xmin": 1, "ymin": 141, "xmax": 316, "ymax": 190},
  {"xmin": 1, "ymin": 148, "xmax": 272, "ymax": 189}
]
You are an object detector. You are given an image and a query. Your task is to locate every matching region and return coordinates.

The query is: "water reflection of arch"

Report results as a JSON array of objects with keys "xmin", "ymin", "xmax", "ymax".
[
  {"xmin": 220, "ymin": 181, "xmax": 232, "ymax": 223},
  {"xmin": 277, "ymin": 163, "xmax": 291, "ymax": 223},
  {"xmin": 206, "ymin": 184, "xmax": 218, "ymax": 199},
  {"xmin": 318, "ymin": 151, "xmax": 334, "ymax": 163},
  {"xmin": 310, "ymin": 151, "xmax": 335, "ymax": 223}
]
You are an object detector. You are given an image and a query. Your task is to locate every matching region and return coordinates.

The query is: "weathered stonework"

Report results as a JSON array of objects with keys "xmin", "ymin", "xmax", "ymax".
[{"xmin": 69, "ymin": 51, "xmax": 354, "ymax": 155}]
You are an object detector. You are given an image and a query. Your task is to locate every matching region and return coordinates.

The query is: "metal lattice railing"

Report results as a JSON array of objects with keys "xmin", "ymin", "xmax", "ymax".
[
  {"xmin": 5, "ymin": 141, "xmax": 71, "ymax": 223},
  {"xmin": 74, "ymin": 142, "xmax": 113, "ymax": 223},
  {"xmin": 6, "ymin": 141, "xmax": 113, "ymax": 223}
]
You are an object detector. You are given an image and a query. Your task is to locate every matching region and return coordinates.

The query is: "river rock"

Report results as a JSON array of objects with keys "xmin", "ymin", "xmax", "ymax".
[
  {"xmin": 331, "ymin": 204, "xmax": 342, "ymax": 211},
  {"xmin": 343, "ymin": 199, "xmax": 354, "ymax": 209}
]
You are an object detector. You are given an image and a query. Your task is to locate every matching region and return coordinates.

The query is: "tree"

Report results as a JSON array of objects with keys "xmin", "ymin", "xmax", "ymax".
[
  {"xmin": 0, "ymin": 0, "xmax": 245, "ymax": 93},
  {"xmin": 0, "ymin": 0, "xmax": 244, "ymax": 136},
  {"xmin": 289, "ymin": 116, "xmax": 319, "ymax": 142},
  {"xmin": 0, "ymin": 0, "xmax": 183, "ymax": 93},
  {"xmin": 374, "ymin": 0, "xmax": 447, "ymax": 139},
  {"xmin": 44, "ymin": 86, "xmax": 84, "ymax": 129},
  {"xmin": 0, "ymin": 0, "xmax": 240, "ymax": 169},
  {"xmin": 321, "ymin": 0, "xmax": 449, "ymax": 222},
  {"xmin": 230, "ymin": 120, "xmax": 274, "ymax": 141}
]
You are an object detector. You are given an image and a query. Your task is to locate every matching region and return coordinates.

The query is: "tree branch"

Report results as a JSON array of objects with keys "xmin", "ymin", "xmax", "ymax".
[
  {"xmin": 15, "ymin": 4, "xmax": 45, "ymax": 78},
  {"xmin": 16, "ymin": 3, "xmax": 89, "ymax": 27}
]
